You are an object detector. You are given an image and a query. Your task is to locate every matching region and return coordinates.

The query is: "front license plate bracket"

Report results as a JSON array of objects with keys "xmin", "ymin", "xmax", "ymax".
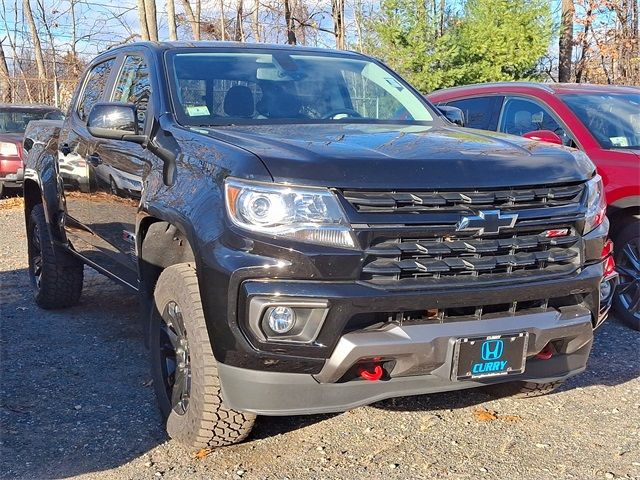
[{"xmin": 451, "ymin": 332, "xmax": 529, "ymax": 381}]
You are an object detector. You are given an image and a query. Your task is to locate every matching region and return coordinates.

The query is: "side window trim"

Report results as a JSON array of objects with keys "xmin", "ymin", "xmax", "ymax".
[{"xmin": 74, "ymin": 56, "xmax": 119, "ymax": 123}]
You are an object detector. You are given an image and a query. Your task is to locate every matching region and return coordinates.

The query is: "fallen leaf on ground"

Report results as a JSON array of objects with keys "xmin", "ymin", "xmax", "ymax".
[
  {"xmin": 0, "ymin": 197, "xmax": 24, "ymax": 211},
  {"xmin": 194, "ymin": 448, "xmax": 213, "ymax": 459},
  {"xmin": 473, "ymin": 408, "xmax": 498, "ymax": 422},
  {"xmin": 500, "ymin": 415, "xmax": 521, "ymax": 423}
]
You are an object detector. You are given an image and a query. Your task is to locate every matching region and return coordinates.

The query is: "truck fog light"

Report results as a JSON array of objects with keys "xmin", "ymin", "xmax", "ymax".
[{"xmin": 267, "ymin": 306, "xmax": 296, "ymax": 333}]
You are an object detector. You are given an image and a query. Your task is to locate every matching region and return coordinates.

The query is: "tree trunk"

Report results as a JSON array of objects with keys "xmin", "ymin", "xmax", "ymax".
[
  {"xmin": 235, "ymin": 0, "xmax": 245, "ymax": 41},
  {"xmin": 167, "ymin": 0, "xmax": 178, "ymax": 40},
  {"xmin": 575, "ymin": 0, "xmax": 593, "ymax": 83},
  {"xmin": 145, "ymin": 0, "xmax": 159, "ymax": 41},
  {"xmin": 23, "ymin": 0, "xmax": 47, "ymax": 102},
  {"xmin": 252, "ymin": 0, "xmax": 260, "ymax": 42},
  {"xmin": 284, "ymin": 0, "xmax": 296, "ymax": 45},
  {"xmin": 558, "ymin": 0, "xmax": 574, "ymax": 82},
  {"xmin": 0, "ymin": 41, "xmax": 12, "ymax": 103},
  {"xmin": 331, "ymin": 0, "xmax": 345, "ymax": 49},
  {"xmin": 180, "ymin": 0, "xmax": 200, "ymax": 40},
  {"xmin": 70, "ymin": 0, "xmax": 80, "ymax": 77},
  {"xmin": 35, "ymin": 0, "xmax": 59, "ymax": 107},
  {"xmin": 219, "ymin": 0, "xmax": 226, "ymax": 41},
  {"xmin": 137, "ymin": 0, "xmax": 150, "ymax": 40}
]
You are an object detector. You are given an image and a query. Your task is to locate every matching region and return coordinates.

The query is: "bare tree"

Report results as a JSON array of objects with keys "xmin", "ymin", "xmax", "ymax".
[
  {"xmin": 167, "ymin": 0, "xmax": 178, "ymax": 40},
  {"xmin": 137, "ymin": 0, "xmax": 150, "ymax": 40},
  {"xmin": 35, "ymin": 0, "xmax": 60, "ymax": 106},
  {"xmin": 252, "ymin": 0, "xmax": 261, "ymax": 41},
  {"xmin": 559, "ymin": 0, "xmax": 574, "ymax": 82},
  {"xmin": 0, "ymin": 40, "xmax": 12, "ymax": 102},
  {"xmin": 219, "ymin": 0, "xmax": 227, "ymax": 40},
  {"xmin": 575, "ymin": 0, "xmax": 594, "ymax": 83},
  {"xmin": 145, "ymin": 0, "xmax": 159, "ymax": 41},
  {"xmin": 23, "ymin": 0, "xmax": 47, "ymax": 102},
  {"xmin": 181, "ymin": 0, "xmax": 201, "ymax": 40},
  {"xmin": 235, "ymin": 0, "xmax": 245, "ymax": 41},
  {"xmin": 284, "ymin": 0, "xmax": 296, "ymax": 44},
  {"xmin": 331, "ymin": 0, "xmax": 345, "ymax": 49}
]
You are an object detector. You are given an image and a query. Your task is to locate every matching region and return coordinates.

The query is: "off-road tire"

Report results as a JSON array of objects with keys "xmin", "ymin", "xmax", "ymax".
[
  {"xmin": 27, "ymin": 204, "xmax": 84, "ymax": 309},
  {"xmin": 150, "ymin": 263, "xmax": 256, "ymax": 449},
  {"xmin": 612, "ymin": 217, "xmax": 640, "ymax": 331},
  {"xmin": 486, "ymin": 380, "xmax": 564, "ymax": 399}
]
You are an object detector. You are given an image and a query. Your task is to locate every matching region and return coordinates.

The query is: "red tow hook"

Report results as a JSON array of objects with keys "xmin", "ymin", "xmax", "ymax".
[
  {"xmin": 358, "ymin": 364, "xmax": 384, "ymax": 381},
  {"xmin": 535, "ymin": 344, "xmax": 554, "ymax": 360}
]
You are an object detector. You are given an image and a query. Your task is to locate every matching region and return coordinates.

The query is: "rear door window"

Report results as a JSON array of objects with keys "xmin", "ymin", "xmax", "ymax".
[
  {"xmin": 444, "ymin": 96, "xmax": 503, "ymax": 130},
  {"xmin": 76, "ymin": 59, "xmax": 116, "ymax": 122},
  {"xmin": 499, "ymin": 97, "xmax": 574, "ymax": 146}
]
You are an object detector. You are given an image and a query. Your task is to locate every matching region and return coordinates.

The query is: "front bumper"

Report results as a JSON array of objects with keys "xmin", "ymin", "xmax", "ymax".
[
  {"xmin": 0, "ymin": 165, "xmax": 24, "ymax": 188},
  {"xmin": 218, "ymin": 305, "xmax": 593, "ymax": 415}
]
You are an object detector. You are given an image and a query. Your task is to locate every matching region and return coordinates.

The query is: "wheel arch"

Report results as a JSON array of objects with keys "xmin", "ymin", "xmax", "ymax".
[
  {"xmin": 137, "ymin": 216, "xmax": 197, "ymax": 346},
  {"xmin": 608, "ymin": 197, "xmax": 640, "ymax": 240}
]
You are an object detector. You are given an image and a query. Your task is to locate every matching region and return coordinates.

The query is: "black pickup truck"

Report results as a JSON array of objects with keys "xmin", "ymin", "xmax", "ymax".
[{"xmin": 22, "ymin": 42, "xmax": 615, "ymax": 449}]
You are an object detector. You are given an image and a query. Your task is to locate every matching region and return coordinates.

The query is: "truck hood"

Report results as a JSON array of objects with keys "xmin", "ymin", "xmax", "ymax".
[{"xmin": 200, "ymin": 124, "xmax": 595, "ymax": 189}]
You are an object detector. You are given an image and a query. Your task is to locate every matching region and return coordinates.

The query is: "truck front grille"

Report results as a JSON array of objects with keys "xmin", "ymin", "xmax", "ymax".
[
  {"xmin": 343, "ymin": 184, "xmax": 584, "ymax": 214},
  {"xmin": 340, "ymin": 183, "xmax": 586, "ymax": 287},
  {"xmin": 361, "ymin": 228, "xmax": 580, "ymax": 284}
]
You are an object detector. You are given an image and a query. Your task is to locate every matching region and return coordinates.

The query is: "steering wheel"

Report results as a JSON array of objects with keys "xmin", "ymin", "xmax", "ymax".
[{"xmin": 323, "ymin": 108, "xmax": 363, "ymax": 120}]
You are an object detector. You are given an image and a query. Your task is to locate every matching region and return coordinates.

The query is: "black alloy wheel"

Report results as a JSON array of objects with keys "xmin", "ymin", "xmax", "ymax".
[{"xmin": 159, "ymin": 301, "xmax": 192, "ymax": 415}]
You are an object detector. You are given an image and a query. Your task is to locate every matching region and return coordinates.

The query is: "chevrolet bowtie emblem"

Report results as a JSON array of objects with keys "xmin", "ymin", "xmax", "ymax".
[{"xmin": 456, "ymin": 210, "xmax": 518, "ymax": 235}]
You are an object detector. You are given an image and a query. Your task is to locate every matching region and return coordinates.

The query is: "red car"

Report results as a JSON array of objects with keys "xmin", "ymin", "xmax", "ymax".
[
  {"xmin": 0, "ymin": 104, "xmax": 64, "ymax": 196},
  {"xmin": 428, "ymin": 83, "xmax": 640, "ymax": 329}
]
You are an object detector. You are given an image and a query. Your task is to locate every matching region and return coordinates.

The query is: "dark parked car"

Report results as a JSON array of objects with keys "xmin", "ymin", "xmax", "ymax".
[
  {"xmin": 23, "ymin": 42, "xmax": 614, "ymax": 449},
  {"xmin": 0, "ymin": 104, "xmax": 64, "ymax": 196},
  {"xmin": 428, "ymin": 83, "xmax": 639, "ymax": 329}
]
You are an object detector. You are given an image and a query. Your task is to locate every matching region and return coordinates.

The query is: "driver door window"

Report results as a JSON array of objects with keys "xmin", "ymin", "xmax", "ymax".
[
  {"xmin": 499, "ymin": 97, "xmax": 574, "ymax": 147},
  {"xmin": 112, "ymin": 55, "xmax": 152, "ymax": 130}
]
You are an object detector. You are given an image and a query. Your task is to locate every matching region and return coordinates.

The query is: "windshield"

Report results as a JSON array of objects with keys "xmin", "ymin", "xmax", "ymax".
[
  {"xmin": 0, "ymin": 108, "xmax": 64, "ymax": 133},
  {"xmin": 561, "ymin": 93, "xmax": 640, "ymax": 149},
  {"xmin": 166, "ymin": 50, "xmax": 435, "ymax": 126}
]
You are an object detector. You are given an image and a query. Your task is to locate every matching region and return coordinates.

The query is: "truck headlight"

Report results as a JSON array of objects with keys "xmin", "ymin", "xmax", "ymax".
[
  {"xmin": 225, "ymin": 178, "xmax": 356, "ymax": 248},
  {"xmin": 584, "ymin": 174, "xmax": 606, "ymax": 234}
]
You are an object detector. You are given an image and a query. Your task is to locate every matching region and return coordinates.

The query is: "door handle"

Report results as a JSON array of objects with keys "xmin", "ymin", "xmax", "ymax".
[
  {"xmin": 87, "ymin": 153, "xmax": 102, "ymax": 167},
  {"xmin": 60, "ymin": 143, "xmax": 71, "ymax": 155}
]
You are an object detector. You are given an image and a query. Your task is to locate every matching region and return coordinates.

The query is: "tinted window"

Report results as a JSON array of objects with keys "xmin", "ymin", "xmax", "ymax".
[
  {"xmin": 446, "ymin": 96, "xmax": 502, "ymax": 130},
  {"xmin": 112, "ymin": 55, "xmax": 152, "ymax": 130},
  {"xmin": 0, "ymin": 108, "xmax": 64, "ymax": 133},
  {"xmin": 561, "ymin": 93, "xmax": 640, "ymax": 149},
  {"xmin": 76, "ymin": 59, "xmax": 115, "ymax": 122},
  {"xmin": 499, "ymin": 97, "xmax": 572, "ymax": 146},
  {"xmin": 168, "ymin": 51, "xmax": 434, "ymax": 126}
]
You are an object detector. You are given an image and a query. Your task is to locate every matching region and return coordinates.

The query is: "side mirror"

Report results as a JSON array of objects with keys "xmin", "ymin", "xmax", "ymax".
[
  {"xmin": 522, "ymin": 129, "xmax": 563, "ymax": 145},
  {"xmin": 437, "ymin": 106, "xmax": 465, "ymax": 127},
  {"xmin": 87, "ymin": 102, "xmax": 146, "ymax": 144}
]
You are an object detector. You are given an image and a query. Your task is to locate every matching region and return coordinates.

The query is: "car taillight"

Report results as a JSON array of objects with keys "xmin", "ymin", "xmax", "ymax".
[{"xmin": 0, "ymin": 141, "xmax": 19, "ymax": 157}]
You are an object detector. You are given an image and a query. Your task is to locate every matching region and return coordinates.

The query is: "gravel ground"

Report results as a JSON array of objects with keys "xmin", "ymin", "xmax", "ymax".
[{"xmin": 1, "ymin": 198, "xmax": 639, "ymax": 480}]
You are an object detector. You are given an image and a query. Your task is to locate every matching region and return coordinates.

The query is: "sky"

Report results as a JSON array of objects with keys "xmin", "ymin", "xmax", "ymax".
[{"xmin": 0, "ymin": 0, "xmax": 571, "ymax": 64}]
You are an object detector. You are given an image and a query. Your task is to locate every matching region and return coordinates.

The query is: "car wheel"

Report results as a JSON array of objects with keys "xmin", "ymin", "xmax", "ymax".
[
  {"xmin": 485, "ymin": 380, "xmax": 564, "ymax": 399},
  {"xmin": 150, "ymin": 263, "xmax": 256, "ymax": 449},
  {"xmin": 612, "ymin": 217, "xmax": 640, "ymax": 330},
  {"xmin": 0, "ymin": 182, "xmax": 4, "ymax": 198},
  {"xmin": 27, "ymin": 204, "xmax": 84, "ymax": 309}
]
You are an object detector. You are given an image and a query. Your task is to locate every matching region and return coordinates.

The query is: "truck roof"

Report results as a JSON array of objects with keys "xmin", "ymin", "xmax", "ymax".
[
  {"xmin": 103, "ymin": 40, "xmax": 366, "ymax": 58},
  {"xmin": 429, "ymin": 81, "xmax": 639, "ymax": 97}
]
